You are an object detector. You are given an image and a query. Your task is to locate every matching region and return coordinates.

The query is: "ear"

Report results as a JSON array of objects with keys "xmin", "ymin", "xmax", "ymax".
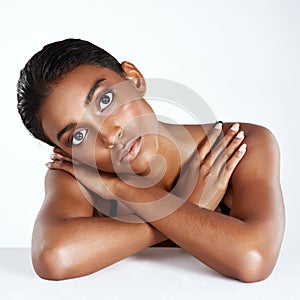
[{"xmin": 121, "ymin": 61, "xmax": 146, "ymax": 96}]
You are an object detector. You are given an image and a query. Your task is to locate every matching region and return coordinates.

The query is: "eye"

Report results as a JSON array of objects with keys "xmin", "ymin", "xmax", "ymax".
[
  {"xmin": 98, "ymin": 90, "xmax": 114, "ymax": 111},
  {"xmin": 71, "ymin": 129, "xmax": 87, "ymax": 146}
]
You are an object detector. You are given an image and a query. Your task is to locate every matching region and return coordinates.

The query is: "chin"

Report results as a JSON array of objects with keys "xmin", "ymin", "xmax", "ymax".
[
  {"xmin": 120, "ymin": 147, "xmax": 157, "ymax": 177},
  {"xmin": 130, "ymin": 155, "xmax": 153, "ymax": 176},
  {"xmin": 133, "ymin": 136, "xmax": 159, "ymax": 175}
]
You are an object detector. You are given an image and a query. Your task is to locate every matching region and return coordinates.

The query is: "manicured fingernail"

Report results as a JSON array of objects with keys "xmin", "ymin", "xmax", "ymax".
[
  {"xmin": 50, "ymin": 154, "xmax": 55, "ymax": 159},
  {"xmin": 230, "ymin": 123, "xmax": 240, "ymax": 131},
  {"xmin": 236, "ymin": 131, "xmax": 244, "ymax": 139},
  {"xmin": 215, "ymin": 122, "xmax": 222, "ymax": 130},
  {"xmin": 239, "ymin": 143, "xmax": 247, "ymax": 152},
  {"xmin": 45, "ymin": 162, "xmax": 52, "ymax": 168}
]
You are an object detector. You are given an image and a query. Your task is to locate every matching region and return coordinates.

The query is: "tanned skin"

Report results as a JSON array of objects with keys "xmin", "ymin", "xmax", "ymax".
[{"xmin": 32, "ymin": 63, "xmax": 285, "ymax": 282}]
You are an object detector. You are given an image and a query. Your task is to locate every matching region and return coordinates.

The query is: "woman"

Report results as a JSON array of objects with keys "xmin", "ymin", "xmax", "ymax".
[{"xmin": 17, "ymin": 38, "xmax": 285, "ymax": 282}]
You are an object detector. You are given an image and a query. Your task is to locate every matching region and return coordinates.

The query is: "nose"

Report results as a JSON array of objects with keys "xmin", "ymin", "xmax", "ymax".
[
  {"xmin": 101, "ymin": 125, "xmax": 124, "ymax": 149},
  {"xmin": 85, "ymin": 108, "xmax": 124, "ymax": 149}
]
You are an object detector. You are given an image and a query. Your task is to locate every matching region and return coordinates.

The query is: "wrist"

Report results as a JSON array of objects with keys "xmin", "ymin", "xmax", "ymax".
[
  {"xmin": 115, "ymin": 180, "xmax": 166, "ymax": 204},
  {"xmin": 115, "ymin": 182, "xmax": 185, "ymax": 222}
]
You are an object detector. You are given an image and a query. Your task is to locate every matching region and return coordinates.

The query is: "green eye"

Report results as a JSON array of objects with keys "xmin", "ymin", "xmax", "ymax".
[{"xmin": 71, "ymin": 129, "xmax": 87, "ymax": 146}]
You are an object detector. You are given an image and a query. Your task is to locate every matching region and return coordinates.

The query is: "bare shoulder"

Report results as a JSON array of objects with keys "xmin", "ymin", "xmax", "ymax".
[
  {"xmin": 229, "ymin": 122, "xmax": 279, "ymax": 145},
  {"xmin": 187, "ymin": 122, "xmax": 280, "ymax": 161},
  {"xmin": 222, "ymin": 122, "xmax": 284, "ymax": 226},
  {"xmin": 226, "ymin": 122, "xmax": 281, "ymax": 184}
]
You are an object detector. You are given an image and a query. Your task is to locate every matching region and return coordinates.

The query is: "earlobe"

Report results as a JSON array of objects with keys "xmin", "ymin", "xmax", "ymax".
[{"xmin": 121, "ymin": 61, "xmax": 146, "ymax": 96}]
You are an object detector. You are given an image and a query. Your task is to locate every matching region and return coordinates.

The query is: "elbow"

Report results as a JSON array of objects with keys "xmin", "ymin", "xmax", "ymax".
[
  {"xmin": 32, "ymin": 244, "xmax": 76, "ymax": 281},
  {"xmin": 233, "ymin": 249, "xmax": 275, "ymax": 283}
]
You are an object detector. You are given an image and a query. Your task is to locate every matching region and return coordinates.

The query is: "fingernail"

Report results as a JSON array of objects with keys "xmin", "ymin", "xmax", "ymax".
[
  {"xmin": 239, "ymin": 143, "xmax": 247, "ymax": 152},
  {"xmin": 230, "ymin": 123, "xmax": 240, "ymax": 131},
  {"xmin": 236, "ymin": 131, "xmax": 244, "ymax": 139},
  {"xmin": 50, "ymin": 153, "xmax": 55, "ymax": 159},
  {"xmin": 45, "ymin": 162, "xmax": 51, "ymax": 168},
  {"xmin": 215, "ymin": 122, "xmax": 222, "ymax": 130}
]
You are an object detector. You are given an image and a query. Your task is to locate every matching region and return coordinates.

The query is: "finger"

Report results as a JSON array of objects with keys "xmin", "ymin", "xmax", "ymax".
[
  {"xmin": 209, "ymin": 123, "xmax": 242, "ymax": 161},
  {"xmin": 53, "ymin": 147, "xmax": 72, "ymax": 159},
  {"xmin": 220, "ymin": 143, "xmax": 247, "ymax": 184},
  {"xmin": 50, "ymin": 153, "xmax": 73, "ymax": 163},
  {"xmin": 211, "ymin": 129, "xmax": 245, "ymax": 166},
  {"xmin": 224, "ymin": 130, "xmax": 245, "ymax": 159},
  {"xmin": 45, "ymin": 160, "xmax": 75, "ymax": 176},
  {"xmin": 53, "ymin": 148, "xmax": 81, "ymax": 165},
  {"xmin": 198, "ymin": 122, "xmax": 223, "ymax": 162}
]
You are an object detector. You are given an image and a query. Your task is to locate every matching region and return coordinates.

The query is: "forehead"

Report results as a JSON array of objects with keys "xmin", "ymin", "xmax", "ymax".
[
  {"xmin": 38, "ymin": 65, "xmax": 123, "ymax": 144},
  {"xmin": 53, "ymin": 64, "xmax": 123, "ymax": 90}
]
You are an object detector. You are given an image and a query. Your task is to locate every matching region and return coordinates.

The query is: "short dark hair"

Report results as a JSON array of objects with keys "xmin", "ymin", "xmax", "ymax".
[{"xmin": 17, "ymin": 38, "xmax": 124, "ymax": 146}]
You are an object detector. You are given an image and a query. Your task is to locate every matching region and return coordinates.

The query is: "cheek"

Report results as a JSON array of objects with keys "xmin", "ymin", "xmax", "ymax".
[
  {"xmin": 69, "ymin": 136, "xmax": 106, "ymax": 168},
  {"xmin": 120, "ymin": 101, "xmax": 158, "ymax": 132},
  {"xmin": 75, "ymin": 149, "xmax": 113, "ymax": 172}
]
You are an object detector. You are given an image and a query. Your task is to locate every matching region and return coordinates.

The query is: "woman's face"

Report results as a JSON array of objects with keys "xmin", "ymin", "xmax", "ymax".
[{"xmin": 38, "ymin": 64, "xmax": 159, "ymax": 175}]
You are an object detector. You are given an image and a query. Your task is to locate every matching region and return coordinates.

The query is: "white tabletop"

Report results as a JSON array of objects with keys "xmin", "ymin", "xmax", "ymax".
[{"xmin": 0, "ymin": 247, "xmax": 299, "ymax": 300}]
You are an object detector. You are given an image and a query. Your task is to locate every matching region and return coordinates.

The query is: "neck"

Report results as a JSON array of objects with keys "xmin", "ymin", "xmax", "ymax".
[{"xmin": 149, "ymin": 122, "xmax": 197, "ymax": 191}]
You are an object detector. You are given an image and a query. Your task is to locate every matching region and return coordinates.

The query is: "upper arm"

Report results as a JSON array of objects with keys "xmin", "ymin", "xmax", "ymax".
[
  {"xmin": 31, "ymin": 169, "xmax": 96, "ymax": 264},
  {"xmin": 229, "ymin": 124, "xmax": 285, "ymax": 261},
  {"xmin": 38, "ymin": 169, "xmax": 95, "ymax": 222}
]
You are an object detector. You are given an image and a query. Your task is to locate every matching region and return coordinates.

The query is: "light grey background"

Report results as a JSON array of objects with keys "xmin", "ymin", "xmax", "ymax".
[{"xmin": 0, "ymin": 0, "xmax": 299, "ymax": 256}]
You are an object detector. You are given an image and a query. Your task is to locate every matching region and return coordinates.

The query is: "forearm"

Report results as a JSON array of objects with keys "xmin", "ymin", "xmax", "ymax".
[
  {"xmin": 117, "ymin": 185, "xmax": 272, "ymax": 282},
  {"xmin": 32, "ymin": 215, "xmax": 166, "ymax": 280},
  {"xmin": 151, "ymin": 202, "xmax": 248, "ymax": 279},
  {"xmin": 151, "ymin": 193, "xmax": 281, "ymax": 282}
]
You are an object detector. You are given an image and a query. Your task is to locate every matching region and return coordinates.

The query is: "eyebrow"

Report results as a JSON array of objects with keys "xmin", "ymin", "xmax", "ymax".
[
  {"xmin": 84, "ymin": 78, "xmax": 106, "ymax": 106},
  {"xmin": 56, "ymin": 123, "xmax": 76, "ymax": 142},
  {"xmin": 56, "ymin": 78, "xmax": 106, "ymax": 142}
]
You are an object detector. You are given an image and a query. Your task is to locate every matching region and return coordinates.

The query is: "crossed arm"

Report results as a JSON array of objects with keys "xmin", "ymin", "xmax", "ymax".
[{"xmin": 31, "ymin": 123, "xmax": 285, "ymax": 282}]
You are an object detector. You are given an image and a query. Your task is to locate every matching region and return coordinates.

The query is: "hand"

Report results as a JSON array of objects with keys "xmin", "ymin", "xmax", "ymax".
[
  {"xmin": 46, "ymin": 147, "xmax": 120, "ymax": 200},
  {"xmin": 173, "ymin": 122, "xmax": 247, "ymax": 210}
]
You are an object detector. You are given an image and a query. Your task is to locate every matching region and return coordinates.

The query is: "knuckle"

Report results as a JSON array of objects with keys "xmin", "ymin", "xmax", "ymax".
[
  {"xmin": 55, "ymin": 154, "xmax": 63, "ymax": 160},
  {"xmin": 208, "ymin": 132, "xmax": 220, "ymax": 146},
  {"xmin": 198, "ymin": 146, "xmax": 212, "ymax": 161},
  {"xmin": 201, "ymin": 138, "xmax": 211, "ymax": 150},
  {"xmin": 200, "ymin": 161, "xmax": 212, "ymax": 175},
  {"xmin": 225, "ymin": 130, "xmax": 239, "ymax": 143},
  {"xmin": 226, "ymin": 132, "xmax": 237, "ymax": 142},
  {"xmin": 225, "ymin": 162, "xmax": 234, "ymax": 172},
  {"xmin": 235, "ymin": 131, "xmax": 245, "ymax": 141},
  {"xmin": 198, "ymin": 147, "xmax": 207, "ymax": 162},
  {"xmin": 198, "ymin": 154, "xmax": 206, "ymax": 163},
  {"xmin": 55, "ymin": 160, "xmax": 64, "ymax": 167},
  {"xmin": 225, "ymin": 154, "xmax": 243, "ymax": 172}
]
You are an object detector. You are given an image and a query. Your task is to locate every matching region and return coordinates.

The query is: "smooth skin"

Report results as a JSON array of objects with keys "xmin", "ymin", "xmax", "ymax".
[{"xmin": 33, "ymin": 63, "xmax": 285, "ymax": 282}]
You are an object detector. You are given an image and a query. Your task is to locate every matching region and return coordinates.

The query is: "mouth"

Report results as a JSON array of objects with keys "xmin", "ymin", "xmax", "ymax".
[{"xmin": 119, "ymin": 137, "xmax": 142, "ymax": 163}]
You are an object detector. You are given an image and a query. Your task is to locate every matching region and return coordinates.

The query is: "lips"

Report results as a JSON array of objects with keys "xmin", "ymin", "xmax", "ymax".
[{"xmin": 119, "ymin": 137, "xmax": 141, "ymax": 162}]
